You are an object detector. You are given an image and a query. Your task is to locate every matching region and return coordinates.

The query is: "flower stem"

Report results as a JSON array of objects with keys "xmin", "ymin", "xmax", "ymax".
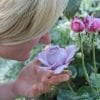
[
  {"xmin": 79, "ymin": 33, "xmax": 90, "ymax": 84},
  {"xmin": 91, "ymin": 34, "xmax": 97, "ymax": 72},
  {"xmin": 67, "ymin": 81, "xmax": 77, "ymax": 95}
]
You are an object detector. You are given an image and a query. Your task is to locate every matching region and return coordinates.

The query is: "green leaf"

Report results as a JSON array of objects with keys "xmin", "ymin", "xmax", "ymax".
[
  {"xmin": 64, "ymin": 0, "xmax": 83, "ymax": 19},
  {"xmin": 57, "ymin": 88, "xmax": 76, "ymax": 100},
  {"xmin": 90, "ymin": 73, "xmax": 100, "ymax": 89},
  {"xmin": 78, "ymin": 86, "xmax": 96, "ymax": 96},
  {"xmin": 57, "ymin": 88, "xmax": 92, "ymax": 100},
  {"xmin": 69, "ymin": 65, "xmax": 77, "ymax": 79},
  {"xmin": 78, "ymin": 86, "xmax": 99, "ymax": 100}
]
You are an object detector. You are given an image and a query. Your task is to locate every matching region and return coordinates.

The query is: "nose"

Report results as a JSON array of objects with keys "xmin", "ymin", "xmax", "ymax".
[{"xmin": 39, "ymin": 32, "xmax": 51, "ymax": 44}]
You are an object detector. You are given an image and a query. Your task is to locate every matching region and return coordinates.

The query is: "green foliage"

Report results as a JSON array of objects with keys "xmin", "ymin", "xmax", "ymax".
[
  {"xmin": 50, "ymin": 20, "xmax": 71, "ymax": 46},
  {"xmin": 4, "ymin": 62, "xmax": 24, "ymax": 81},
  {"xmin": 77, "ymin": 86, "xmax": 97, "ymax": 100},
  {"xmin": 57, "ymin": 86, "xmax": 97, "ymax": 100},
  {"xmin": 90, "ymin": 73, "xmax": 100, "ymax": 89},
  {"xmin": 64, "ymin": 0, "xmax": 83, "ymax": 19},
  {"xmin": 57, "ymin": 85, "xmax": 99, "ymax": 100},
  {"xmin": 80, "ymin": 0, "xmax": 100, "ymax": 16}
]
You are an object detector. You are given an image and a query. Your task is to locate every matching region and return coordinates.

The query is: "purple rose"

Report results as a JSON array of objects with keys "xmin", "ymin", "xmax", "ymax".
[
  {"xmin": 84, "ymin": 16, "xmax": 100, "ymax": 32},
  {"xmin": 71, "ymin": 16, "xmax": 85, "ymax": 32},
  {"xmin": 37, "ymin": 45, "xmax": 78, "ymax": 74}
]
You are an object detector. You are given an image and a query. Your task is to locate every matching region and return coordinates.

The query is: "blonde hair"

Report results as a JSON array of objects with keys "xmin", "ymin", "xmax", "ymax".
[{"xmin": 0, "ymin": 0, "xmax": 69, "ymax": 45}]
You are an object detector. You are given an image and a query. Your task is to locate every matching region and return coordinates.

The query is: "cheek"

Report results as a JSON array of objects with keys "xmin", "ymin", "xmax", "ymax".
[
  {"xmin": 39, "ymin": 33, "xmax": 51, "ymax": 44},
  {"xmin": 12, "ymin": 40, "xmax": 40, "ymax": 61},
  {"xmin": 0, "ymin": 39, "xmax": 40, "ymax": 61},
  {"xmin": 21, "ymin": 39, "xmax": 40, "ymax": 53},
  {"xmin": 21, "ymin": 40, "xmax": 40, "ymax": 60},
  {"xmin": 12, "ymin": 39, "xmax": 39, "ymax": 56}
]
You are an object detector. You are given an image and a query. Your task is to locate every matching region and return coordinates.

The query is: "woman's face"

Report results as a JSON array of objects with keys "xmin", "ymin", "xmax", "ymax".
[{"xmin": 0, "ymin": 33, "xmax": 51, "ymax": 61}]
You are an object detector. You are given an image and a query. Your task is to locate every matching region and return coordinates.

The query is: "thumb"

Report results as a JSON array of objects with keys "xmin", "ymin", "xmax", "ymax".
[{"xmin": 31, "ymin": 59, "xmax": 42, "ymax": 73}]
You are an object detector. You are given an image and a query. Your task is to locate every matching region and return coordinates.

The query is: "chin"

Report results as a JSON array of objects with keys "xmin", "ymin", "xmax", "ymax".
[
  {"xmin": 16, "ymin": 57, "xmax": 29, "ymax": 61},
  {"xmin": 7, "ymin": 56, "xmax": 28, "ymax": 61},
  {"xmin": 17, "ymin": 53, "xmax": 30, "ymax": 61},
  {"xmin": 10, "ymin": 54, "xmax": 30, "ymax": 61},
  {"xmin": 17, "ymin": 56, "xmax": 30, "ymax": 61},
  {"xmin": 1, "ymin": 53, "xmax": 30, "ymax": 61},
  {"xmin": 2, "ymin": 56, "xmax": 28, "ymax": 61}
]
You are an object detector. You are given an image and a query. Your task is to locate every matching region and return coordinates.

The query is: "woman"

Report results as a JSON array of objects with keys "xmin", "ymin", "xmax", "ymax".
[{"xmin": 0, "ymin": 0, "xmax": 70, "ymax": 100}]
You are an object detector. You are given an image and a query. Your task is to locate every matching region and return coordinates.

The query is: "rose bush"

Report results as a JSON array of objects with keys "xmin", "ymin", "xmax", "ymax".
[{"xmin": 37, "ymin": 45, "xmax": 78, "ymax": 74}]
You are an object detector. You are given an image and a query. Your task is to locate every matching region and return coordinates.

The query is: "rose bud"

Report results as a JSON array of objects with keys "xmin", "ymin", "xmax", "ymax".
[{"xmin": 71, "ymin": 16, "xmax": 85, "ymax": 32}]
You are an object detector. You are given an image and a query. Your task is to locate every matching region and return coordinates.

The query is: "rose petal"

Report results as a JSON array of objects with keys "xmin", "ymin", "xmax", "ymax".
[
  {"xmin": 47, "ymin": 47, "xmax": 67, "ymax": 66},
  {"xmin": 48, "ymin": 63, "xmax": 58, "ymax": 70},
  {"xmin": 65, "ymin": 45, "xmax": 79, "ymax": 63},
  {"xmin": 54, "ymin": 65, "xmax": 68, "ymax": 74},
  {"xmin": 37, "ymin": 51, "xmax": 50, "ymax": 66}
]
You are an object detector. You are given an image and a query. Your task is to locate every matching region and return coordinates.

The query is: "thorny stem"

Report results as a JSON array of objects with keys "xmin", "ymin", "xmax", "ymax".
[{"xmin": 67, "ymin": 81, "xmax": 77, "ymax": 95}]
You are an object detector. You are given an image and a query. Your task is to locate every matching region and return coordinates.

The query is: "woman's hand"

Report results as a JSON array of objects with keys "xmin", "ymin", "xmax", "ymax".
[{"xmin": 13, "ymin": 59, "xmax": 70, "ymax": 98}]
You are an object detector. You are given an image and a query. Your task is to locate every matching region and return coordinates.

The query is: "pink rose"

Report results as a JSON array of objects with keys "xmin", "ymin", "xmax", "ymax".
[
  {"xmin": 84, "ymin": 16, "xmax": 100, "ymax": 32},
  {"xmin": 71, "ymin": 16, "xmax": 85, "ymax": 32}
]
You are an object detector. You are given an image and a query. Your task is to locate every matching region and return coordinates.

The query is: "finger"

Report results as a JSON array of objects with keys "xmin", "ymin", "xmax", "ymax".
[
  {"xmin": 37, "ymin": 83, "xmax": 44, "ymax": 95},
  {"xmin": 39, "ymin": 70, "xmax": 54, "ymax": 86},
  {"xmin": 32, "ymin": 84, "xmax": 39, "ymax": 96},
  {"xmin": 32, "ymin": 84, "xmax": 45, "ymax": 96},
  {"xmin": 33, "ymin": 59, "xmax": 41, "ymax": 66},
  {"xmin": 63, "ymin": 70, "xmax": 72, "ymax": 77},
  {"xmin": 46, "ymin": 70, "xmax": 54, "ymax": 78},
  {"xmin": 41, "ymin": 76, "xmax": 48, "ymax": 84},
  {"xmin": 39, "ymin": 68, "xmax": 54, "ymax": 80},
  {"xmin": 40, "ymin": 76, "xmax": 51, "ymax": 93},
  {"xmin": 38, "ymin": 83, "xmax": 50, "ymax": 94},
  {"xmin": 31, "ymin": 59, "xmax": 42, "ymax": 74},
  {"xmin": 48, "ymin": 74, "xmax": 70, "ymax": 85},
  {"xmin": 35, "ymin": 83, "xmax": 48, "ymax": 96},
  {"xmin": 41, "ymin": 75, "xmax": 50, "ymax": 89}
]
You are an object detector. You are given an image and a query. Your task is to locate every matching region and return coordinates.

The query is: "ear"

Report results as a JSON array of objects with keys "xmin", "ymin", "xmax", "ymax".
[{"xmin": 39, "ymin": 32, "xmax": 51, "ymax": 44}]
